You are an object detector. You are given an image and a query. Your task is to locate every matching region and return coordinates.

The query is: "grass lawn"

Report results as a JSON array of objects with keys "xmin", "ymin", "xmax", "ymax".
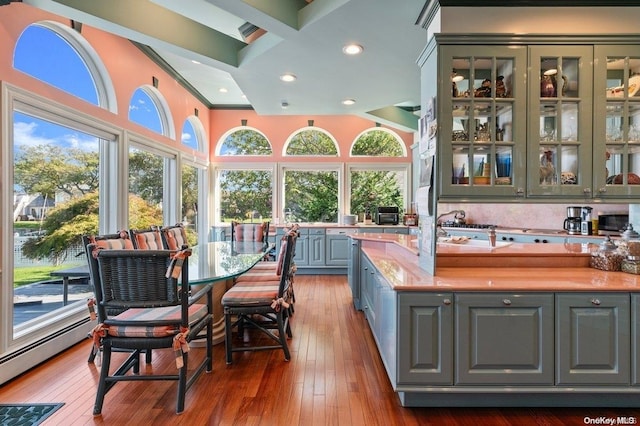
[{"xmin": 13, "ymin": 265, "xmax": 70, "ymax": 288}]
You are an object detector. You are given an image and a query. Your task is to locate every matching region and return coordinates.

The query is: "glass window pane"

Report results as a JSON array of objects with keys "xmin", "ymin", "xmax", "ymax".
[
  {"xmin": 13, "ymin": 112, "xmax": 99, "ymax": 329},
  {"xmin": 219, "ymin": 170, "xmax": 272, "ymax": 222},
  {"xmin": 284, "ymin": 170, "xmax": 338, "ymax": 222},
  {"xmin": 350, "ymin": 170, "xmax": 404, "ymax": 217},
  {"xmin": 129, "ymin": 88, "xmax": 163, "ymax": 135},
  {"xmin": 128, "ymin": 147, "xmax": 165, "ymax": 227},
  {"xmin": 351, "ymin": 130, "xmax": 403, "ymax": 156},
  {"xmin": 286, "ymin": 130, "xmax": 337, "ymax": 155},
  {"xmin": 219, "ymin": 129, "xmax": 271, "ymax": 155},
  {"xmin": 181, "ymin": 119, "xmax": 199, "ymax": 150},
  {"xmin": 14, "ymin": 24, "xmax": 99, "ymax": 105},
  {"xmin": 181, "ymin": 163, "xmax": 199, "ymax": 245}
]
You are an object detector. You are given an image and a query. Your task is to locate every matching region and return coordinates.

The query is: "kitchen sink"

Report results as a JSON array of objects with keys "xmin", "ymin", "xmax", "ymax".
[{"xmin": 520, "ymin": 228, "xmax": 567, "ymax": 235}]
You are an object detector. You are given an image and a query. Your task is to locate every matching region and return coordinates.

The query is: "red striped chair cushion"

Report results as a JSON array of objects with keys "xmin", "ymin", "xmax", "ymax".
[
  {"xmin": 106, "ymin": 303, "xmax": 207, "ymax": 338},
  {"xmin": 235, "ymin": 269, "xmax": 279, "ymax": 282},
  {"xmin": 90, "ymin": 236, "xmax": 134, "ymax": 250},
  {"xmin": 221, "ymin": 284, "xmax": 279, "ymax": 306},
  {"xmin": 163, "ymin": 226, "xmax": 187, "ymax": 250},
  {"xmin": 134, "ymin": 230, "xmax": 163, "ymax": 250}
]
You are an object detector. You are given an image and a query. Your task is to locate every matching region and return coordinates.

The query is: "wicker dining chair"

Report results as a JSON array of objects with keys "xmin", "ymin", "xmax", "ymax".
[
  {"xmin": 221, "ymin": 231, "xmax": 296, "ymax": 364},
  {"xmin": 90, "ymin": 246, "xmax": 213, "ymax": 415},
  {"xmin": 82, "ymin": 231, "xmax": 140, "ymax": 363}
]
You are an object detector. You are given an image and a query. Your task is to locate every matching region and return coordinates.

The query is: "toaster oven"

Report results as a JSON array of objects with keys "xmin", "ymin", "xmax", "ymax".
[
  {"xmin": 598, "ymin": 212, "xmax": 629, "ymax": 235},
  {"xmin": 374, "ymin": 206, "xmax": 399, "ymax": 225}
]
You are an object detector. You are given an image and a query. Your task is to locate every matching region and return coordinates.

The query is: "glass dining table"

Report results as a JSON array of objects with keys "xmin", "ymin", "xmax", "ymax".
[{"xmin": 187, "ymin": 241, "xmax": 275, "ymax": 344}]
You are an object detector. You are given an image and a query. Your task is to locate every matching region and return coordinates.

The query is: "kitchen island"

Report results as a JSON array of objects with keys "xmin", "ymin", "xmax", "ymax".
[{"xmin": 348, "ymin": 233, "xmax": 640, "ymax": 407}]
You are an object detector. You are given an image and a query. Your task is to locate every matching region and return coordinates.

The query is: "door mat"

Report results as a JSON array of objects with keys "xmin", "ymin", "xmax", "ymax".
[{"xmin": 0, "ymin": 403, "xmax": 64, "ymax": 425}]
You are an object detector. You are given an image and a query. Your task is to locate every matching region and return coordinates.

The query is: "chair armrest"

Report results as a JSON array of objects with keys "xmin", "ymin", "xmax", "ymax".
[{"xmin": 188, "ymin": 282, "xmax": 213, "ymax": 305}]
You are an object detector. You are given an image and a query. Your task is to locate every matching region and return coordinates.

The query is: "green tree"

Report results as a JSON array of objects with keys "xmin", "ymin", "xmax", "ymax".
[
  {"xmin": 128, "ymin": 149, "xmax": 164, "ymax": 207},
  {"xmin": 20, "ymin": 192, "xmax": 162, "ymax": 265},
  {"xmin": 220, "ymin": 170, "xmax": 272, "ymax": 222},
  {"xmin": 285, "ymin": 171, "xmax": 338, "ymax": 222},
  {"xmin": 219, "ymin": 129, "xmax": 272, "ymax": 155},
  {"xmin": 286, "ymin": 130, "xmax": 337, "ymax": 155},
  {"xmin": 352, "ymin": 130, "xmax": 404, "ymax": 156},
  {"xmin": 14, "ymin": 145, "xmax": 99, "ymax": 197}
]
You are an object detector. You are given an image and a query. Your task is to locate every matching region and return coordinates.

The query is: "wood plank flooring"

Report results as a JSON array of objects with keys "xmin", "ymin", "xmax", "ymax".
[{"xmin": 1, "ymin": 275, "xmax": 639, "ymax": 425}]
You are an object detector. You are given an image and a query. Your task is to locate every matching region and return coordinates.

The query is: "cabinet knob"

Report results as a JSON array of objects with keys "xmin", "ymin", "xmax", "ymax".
[
  {"xmin": 583, "ymin": 187, "xmax": 592, "ymax": 195},
  {"xmin": 598, "ymin": 187, "xmax": 607, "ymax": 193},
  {"xmin": 443, "ymin": 298, "xmax": 452, "ymax": 305},
  {"xmin": 591, "ymin": 298, "xmax": 601, "ymax": 306},
  {"xmin": 503, "ymin": 299, "xmax": 512, "ymax": 305},
  {"xmin": 516, "ymin": 188, "xmax": 525, "ymax": 196}
]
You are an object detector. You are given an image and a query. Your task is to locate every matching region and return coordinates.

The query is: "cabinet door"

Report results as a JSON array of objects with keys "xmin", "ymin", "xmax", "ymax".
[
  {"xmin": 439, "ymin": 45, "xmax": 527, "ymax": 199},
  {"xmin": 308, "ymin": 230, "xmax": 325, "ymax": 266},
  {"xmin": 326, "ymin": 234, "xmax": 349, "ymax": 266},
  {"xmin": 360, "ymin": 255, "xmax": 376, "ymax": 325},
  {"xmin": 398, "ymin": 293, "xmax": 453, "ymax": 385},
  {"xmin": 633, "ymin": 294, "xmax": 640, "ymax": 386},
  {"xmin": 528, "ymin": 46, "xmax": 593, "ymax": 198},
  {"xmin": 455, "ymin": 293, "xmax": 554, "ymax": 385},
  {"xmin": 556, "ymin": 293, "xmax": 630, "ymax": 385},
  {"xmin": 348, "ymin": 239, "xmax": 361, "ymax": 310},
  {"xmin": 593, "ymin": 45, "xmax": 640, "ymax": 199}
]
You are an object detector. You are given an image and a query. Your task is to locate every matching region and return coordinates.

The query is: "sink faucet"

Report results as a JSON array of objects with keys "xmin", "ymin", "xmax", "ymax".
[{"xmin": 435, "ymin": 209, "xmax": 466, "ymax": 238}]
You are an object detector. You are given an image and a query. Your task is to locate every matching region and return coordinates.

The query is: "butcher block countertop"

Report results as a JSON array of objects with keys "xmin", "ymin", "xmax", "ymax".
[{"xmin": 350, "ymin": 233, "xmax": 640, "ymax": 292}]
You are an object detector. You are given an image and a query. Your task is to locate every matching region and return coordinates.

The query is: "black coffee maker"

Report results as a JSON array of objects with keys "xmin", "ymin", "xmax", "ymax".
[{"xmin": 564, "ymin": 206, "xmax": 582, "ymax": 235}]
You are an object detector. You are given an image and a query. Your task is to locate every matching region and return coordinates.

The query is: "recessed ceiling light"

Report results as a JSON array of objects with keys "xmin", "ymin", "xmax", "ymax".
[
  {"xmin": 343, "ymin": 44, "xmax": 363, "ymax": 55},
  {"xmin": 191, "ymin": 60, "xmax": 201, "ymax": 65},
  {"xmin": 219, "ymin": 87, "xmax": 228, "ymax": 93},
  {"xmin": 280, "ymin": 73, "xmax": 297, "ymax": 82},
  {"xmin": 342, "ymin": 99, "xmax": 356, "ymax": 106}
]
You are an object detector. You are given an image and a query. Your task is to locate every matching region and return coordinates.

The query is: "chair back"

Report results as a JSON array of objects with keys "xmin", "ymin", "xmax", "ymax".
[
  {"xmin": 276, "ymin": 232, "xmax": 296, "ymax": 299},
  {"xmin": 231, "ymin": 221, "xmax": 269, "ymax": 244},
  {"xmin": 83, "ymin": 231, "xmax": 134, "ymax": 250},
  {"xmin": 94, "ymin": 248, "xmax": 190, "ymax": 326},
  {"xmin": 129, "ymin": 227, "xmax": 164, "ymax": 249},
  {"xmin": 160, "ymin": 223, "xmax": 189, "ymax": 250}
]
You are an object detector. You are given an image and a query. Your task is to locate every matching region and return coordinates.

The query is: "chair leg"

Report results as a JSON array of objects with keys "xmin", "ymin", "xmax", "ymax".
[
  {"xmin": 224, "ymin": 310, "xmax": 233, "ymax": 364},
  {"xmin": 93, "ymin": 342, "xmax": 112, "ymax": 415},
  {"xmin": 145, "ymin": 349, "xmax": 152, "ymax": 364},
  {"xmin": 176, "ymin": 353, "xmax": 188, "ymax": 414},
  {"xmin": 277, "ymin": 312, "xmax": 291, "ymax": 361}
]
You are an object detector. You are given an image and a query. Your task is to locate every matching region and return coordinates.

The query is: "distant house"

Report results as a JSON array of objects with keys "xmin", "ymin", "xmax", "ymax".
[{"xmin": 13, "ymin": 193, "xmax": 54, "ymax": 221}]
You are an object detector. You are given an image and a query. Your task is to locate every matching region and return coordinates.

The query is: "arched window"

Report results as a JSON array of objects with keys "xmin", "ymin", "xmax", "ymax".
[
  {"xmin": 351, "ymin": 128, "xmax": 406, "ymax": 156},
  {"xmin": 181, "ymin": 117, "xmax": 201, "ymax": 151},
  {"xmin": 218, "ymin": 128, "xmax": 272, "ymax": 155},
  {"xmin": 13, "ymin": 21, "xmax": 116, "ymax": 111},
  {"xmin": 128, "ymin": 86, "xmax": 175, "ymax": 138},
  {"xmin": 285, "ymin": 128, "xmax": 339, "ymax": 156}
]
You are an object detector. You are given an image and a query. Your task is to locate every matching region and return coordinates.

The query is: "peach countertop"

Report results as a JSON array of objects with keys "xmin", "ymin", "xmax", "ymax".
[{"xmin": 350, "ymin": 234, "xmax": 640, "ymax": 292}]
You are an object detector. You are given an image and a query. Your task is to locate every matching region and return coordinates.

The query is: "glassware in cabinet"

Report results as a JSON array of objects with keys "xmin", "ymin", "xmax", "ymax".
[
  {"xmin": 439, "ymin": 45, "xmax": 526, "ymax": 199},
  {"xmin": 528, "ymin": 46, "xmax": 593, "ymax": 198}
]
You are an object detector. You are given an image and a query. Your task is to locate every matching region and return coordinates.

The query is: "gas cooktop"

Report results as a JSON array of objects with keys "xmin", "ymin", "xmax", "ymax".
[{"xmin": 441, "ymin": 221, "xmax": 496, "ymax": 229}]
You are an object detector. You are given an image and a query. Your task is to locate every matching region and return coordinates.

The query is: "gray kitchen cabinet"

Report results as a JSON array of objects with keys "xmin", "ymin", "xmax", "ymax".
[
  {"xmin": 593, "ymin": 45, "xmax": 640, "ymax": 199},
  {"xmin": 398, "ymin": 293, "xmax": 453, "ymax": 385},
  {"xmin": 438, "ymin": 42, "xmax": 528, "ymax": 199},
  {"xmin": 384, "ymin": 227, "xmax": 409, "ymax": 234},
  {"xmin": 348, "ymin": 238, "xmax": 361, "ymax": 309},
  {"xmin": 277, "ymin": 227, "xmax": 309, "ymax": 266},
  {"xmin": 527, "ymin": 46, "xmax": 593, "ymax": 198},
  {"xmin": 633, "ymin": 294, "xmax": 640, "ymax": 386},
  {"xmin": 437, "ymin": 36, "xmax": 640, "ymax": 203},
  {"xmin": 455, "ymin": 292, "xmax": 554, "ymax": 385},
  {"xmin": 308, "ymin": 228, "xmax": 325, "ymax": 266},
  {"xmin": 361, "ymin": 255, "xmax": 376, "ymax": 326},
  {"xmin": 325, "ymin": 229, "xmax": 354, "ymax": 267},
  {"xmin": 556, "ymin": 293, "xmax": 630, "ymax": 385}
]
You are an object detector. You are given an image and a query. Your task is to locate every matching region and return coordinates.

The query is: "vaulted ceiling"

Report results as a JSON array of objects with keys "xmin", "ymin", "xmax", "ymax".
[{"xmin": 24, "ymin": 0, "xmax": 428, "ymax": 132}]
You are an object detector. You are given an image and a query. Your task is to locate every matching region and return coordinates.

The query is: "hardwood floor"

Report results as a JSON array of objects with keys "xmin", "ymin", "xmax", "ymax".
[{"xmin": 1, "ymin": 275, "xmax": 638, "ymax": 425}]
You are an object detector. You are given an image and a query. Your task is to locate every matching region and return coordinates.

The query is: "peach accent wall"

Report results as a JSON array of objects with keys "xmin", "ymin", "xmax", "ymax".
[
  {"xmin": 208, "ymin": 109, "xmax": 416, "ymax": 164},
  {"xmin": 0, "ymin": 3, "xmax": 209, "ymax": 160}
]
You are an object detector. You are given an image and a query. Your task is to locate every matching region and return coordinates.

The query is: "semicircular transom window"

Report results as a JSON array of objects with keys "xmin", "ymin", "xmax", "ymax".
[
  {"xmin": 13, "ymin": 23, "xmax": 99, "ymax": 105},
  {"xmin": 181, "ymin": 118, "xmax": 200, "ymax": 150},
  {"xmin": 129, "ymin": 87, "xmax": 163, "ymax": 135},
  {"xmin": 219, "ymin": 129, "xmax": 272, "ymax": 155},
  {"xmin": 286, "ymin": 129, "xmax": 338, "ymax": 155},
  {"xmin": 351, "ymin": 129, "xmax": 404, "ymax": 156}
]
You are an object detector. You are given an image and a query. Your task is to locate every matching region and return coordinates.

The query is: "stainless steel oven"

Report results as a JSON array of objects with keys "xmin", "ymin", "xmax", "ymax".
[{"xmin": 598, "ymin": 212, "xmax": 628, "ymax": 235}]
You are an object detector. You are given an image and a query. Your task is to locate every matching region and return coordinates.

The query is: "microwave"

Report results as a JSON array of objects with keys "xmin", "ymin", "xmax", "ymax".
[{"xmin": 598, "ymin": 212, "xmax": 629, "ymax": 235}]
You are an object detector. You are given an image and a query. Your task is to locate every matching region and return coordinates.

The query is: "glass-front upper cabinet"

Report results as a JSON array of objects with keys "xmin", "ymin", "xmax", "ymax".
[
  {"xmin": 527, "ymin": 46, "xmax": 593, "ymax": 198},
  {"xmin": 593, "ymin": 46, "xmax": 640, "ymax": 198},
  {"xmin": 438, "ymin": 45, "xmax": 527, "ymax": 199}
]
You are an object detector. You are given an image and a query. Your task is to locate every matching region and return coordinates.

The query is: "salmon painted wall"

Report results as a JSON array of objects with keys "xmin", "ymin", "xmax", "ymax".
[
  {"xmin": 0, "ymin": 3, "xmax": 209, "ymax": 159},
  {"xmin": 209, "ymin": 109, "xmax": 415, "ymax": 164},
  {"xmin": 2, "ymin": 3, "xmax": 416, "ymax": 166}
]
